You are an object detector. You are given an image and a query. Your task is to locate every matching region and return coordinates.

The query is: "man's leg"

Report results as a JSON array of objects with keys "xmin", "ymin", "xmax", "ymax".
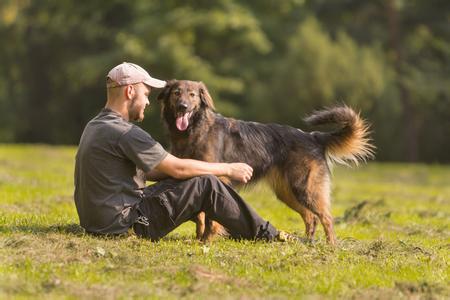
[{"xmin": 133, "ymin": 175, "xmax": 279, "ymax": 241}]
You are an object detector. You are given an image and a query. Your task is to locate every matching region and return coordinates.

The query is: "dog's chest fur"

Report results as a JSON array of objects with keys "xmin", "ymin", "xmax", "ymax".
[{"xmin": 169, "ymin": 111, "xmax": 223, "ymax": 162}]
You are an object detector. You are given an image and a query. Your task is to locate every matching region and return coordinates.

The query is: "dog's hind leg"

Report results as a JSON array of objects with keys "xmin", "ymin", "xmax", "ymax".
[
  {"xmin": 273, "ymin": 190, "xmax": 318, "ymax": 241},
  {"xmin": 285, "ymin": 158, "xmax": 336, "ymax": 245},
  {"xmin": 302, "ymin": 161, "xmax": 336, "ymax": 245},
  {"xmin": 267, "ymin": 168, "xmax": 318, "ymax": 241},
  {"xmin": 298, "ymin": 205, "xmax": 318, "ymax": 240},
  {"xmin": 306, "ymin": 193, "xmax": 335, "ymax": 246}
]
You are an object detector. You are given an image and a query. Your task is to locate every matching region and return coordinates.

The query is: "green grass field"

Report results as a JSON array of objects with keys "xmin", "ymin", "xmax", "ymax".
[{"xmin": 0, "ymin": 145, "xmax": 449, "ymax": 299}]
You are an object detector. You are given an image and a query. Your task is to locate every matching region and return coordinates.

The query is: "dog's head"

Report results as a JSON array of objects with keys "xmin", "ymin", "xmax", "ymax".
[{"xmin": 157, "ymin": 80, "xmax": 215, "ymax": 132}]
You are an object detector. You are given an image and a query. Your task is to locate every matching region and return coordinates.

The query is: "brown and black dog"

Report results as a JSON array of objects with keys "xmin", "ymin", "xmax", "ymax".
[{"xmin": 157, "ymin": 80, "xmax": 375, "ymax": 245}]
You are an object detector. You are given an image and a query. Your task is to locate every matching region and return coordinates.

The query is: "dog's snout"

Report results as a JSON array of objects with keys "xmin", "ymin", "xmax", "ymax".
[{"xmin": 177, "ymin": 102, "xmax": 189, "ymax": 111}]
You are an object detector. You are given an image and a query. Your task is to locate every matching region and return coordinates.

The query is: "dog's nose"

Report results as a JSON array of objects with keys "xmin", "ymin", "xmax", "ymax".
[{"xmin": 177, "ymin": 102, "xmax": 188, "ymax": 111}]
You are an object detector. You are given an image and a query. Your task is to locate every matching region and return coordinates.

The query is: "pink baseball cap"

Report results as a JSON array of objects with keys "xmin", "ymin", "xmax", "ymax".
[{"xmin": 106, "ymin": 62, "xmax": 166, "ymax": 88}]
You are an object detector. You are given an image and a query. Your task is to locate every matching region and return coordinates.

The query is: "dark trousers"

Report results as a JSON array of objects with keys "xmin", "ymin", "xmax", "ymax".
[{"xmin": 133, "ymin": 175, "xmax": 278, "ymax": 241}]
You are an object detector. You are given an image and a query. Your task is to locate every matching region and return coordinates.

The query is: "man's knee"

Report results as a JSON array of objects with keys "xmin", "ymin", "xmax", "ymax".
[{"xmin": 193, "ymin": 174, "xmax": 225, "ymax": 193}]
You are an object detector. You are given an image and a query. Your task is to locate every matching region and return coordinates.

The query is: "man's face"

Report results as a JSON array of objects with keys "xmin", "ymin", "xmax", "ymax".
[{"xmin": 128, "ymin": 83, "xmax": 151, "ymax": 122}]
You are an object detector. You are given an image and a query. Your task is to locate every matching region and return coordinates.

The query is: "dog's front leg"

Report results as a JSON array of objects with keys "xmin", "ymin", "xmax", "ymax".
[
  {"xmin": 195, "ymin": 211, "xmax": 206, "ymax": 240},
  {"xmin": 202, "ymin": 218, "xmax": 227, "ymax": 242},
  {"xmin": 196, "ymin": 177, "xmax": 231, "ymax": 242}
]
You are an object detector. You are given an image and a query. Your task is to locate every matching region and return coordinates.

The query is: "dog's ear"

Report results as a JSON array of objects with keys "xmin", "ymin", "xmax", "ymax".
[
  {"xmin": 198, "ymin": 81, "xmax": 216, "ymax": 111},
  {"xmin": 157, "ymin": 79, "xmax": 177, "ymax": 101}
]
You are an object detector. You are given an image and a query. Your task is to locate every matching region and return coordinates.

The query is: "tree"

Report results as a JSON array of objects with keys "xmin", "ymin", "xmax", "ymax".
[
  {"xmin": 248, "ymin": 17, "xmax": 388, "ymax": 131},
  {"xmin": 306, "ymin": 0, "xmax": 450, "ymax": 161},
  {"xmin": 0, "ymin": 0, "xmax": 448, "ymax": 161}
]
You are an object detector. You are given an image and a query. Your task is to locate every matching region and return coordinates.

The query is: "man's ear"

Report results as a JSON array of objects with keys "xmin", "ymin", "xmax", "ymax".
[
  {"xmin": 157, "ymin": 79, "xmax": 177, "ymax": 102},
  {"xmin": 198, "ymin": 81, "xmax": 215, "ymax": 110},
  {"xmin": 124, "ymin": 85, "xmax": 135, "ymax": 100}
]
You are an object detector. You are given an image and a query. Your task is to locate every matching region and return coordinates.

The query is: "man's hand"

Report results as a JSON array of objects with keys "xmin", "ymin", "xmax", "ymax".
[{"xmin": 227, "ymin": 163, "xmax": 253, "ymax": 183}]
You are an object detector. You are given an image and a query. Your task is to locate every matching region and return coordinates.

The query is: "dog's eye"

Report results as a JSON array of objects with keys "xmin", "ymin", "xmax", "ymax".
[
  {"xmin": 189, "ymin": 92, "xmax": 196, "ymax": 97},
  {"xmin": 173, "ymin": 90, "xmax": 181, "ymax": 96}
]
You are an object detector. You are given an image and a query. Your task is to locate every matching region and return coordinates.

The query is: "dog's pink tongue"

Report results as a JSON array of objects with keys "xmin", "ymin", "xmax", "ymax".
[{"xmin": 176, "ymin": 114, "xmax": 189, "ymax": 131}]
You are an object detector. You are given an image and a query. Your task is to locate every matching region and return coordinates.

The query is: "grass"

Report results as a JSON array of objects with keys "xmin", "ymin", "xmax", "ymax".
[{"xmin": 0, "ymin": 144, "xmax": 449, "ymax": 299}]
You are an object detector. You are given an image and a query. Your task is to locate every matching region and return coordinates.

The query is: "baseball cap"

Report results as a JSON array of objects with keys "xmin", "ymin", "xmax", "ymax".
[{"xmin": 106, "ymin": 62, "xmax": 166, "ymax": 88}]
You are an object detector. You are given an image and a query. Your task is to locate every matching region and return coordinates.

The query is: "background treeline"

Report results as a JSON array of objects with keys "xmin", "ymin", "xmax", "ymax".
[{"xmin": 0, "ymin": 0, "xmax": 449, "ymax": 162}]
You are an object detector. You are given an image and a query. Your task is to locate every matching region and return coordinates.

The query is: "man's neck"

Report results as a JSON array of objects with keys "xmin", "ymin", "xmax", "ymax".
[{"xmin": 105, "ymin": 100, "xmax": 129, "ymax": 121}]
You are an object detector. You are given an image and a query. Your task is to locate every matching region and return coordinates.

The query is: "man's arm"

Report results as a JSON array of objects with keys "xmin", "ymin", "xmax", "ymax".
[{"xmin": 147, "ymin": 153, "xmax": 253, "ymax": 183}]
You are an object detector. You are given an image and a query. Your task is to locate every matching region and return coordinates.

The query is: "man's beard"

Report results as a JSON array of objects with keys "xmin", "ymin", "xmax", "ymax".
[{"xmin": 128, "ymin": 97, "xmax": 143, "ymax": 122}]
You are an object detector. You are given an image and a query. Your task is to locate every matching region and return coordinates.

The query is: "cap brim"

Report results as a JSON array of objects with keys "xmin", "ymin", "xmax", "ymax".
[{"xmin": 143, "ymin": 77, "xmax": 166, "ymax": 88}]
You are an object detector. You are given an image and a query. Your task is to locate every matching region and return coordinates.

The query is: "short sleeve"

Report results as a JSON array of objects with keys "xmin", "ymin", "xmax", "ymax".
[{"xmin": 118, "ymin": 126, "xmax": 168, "ymax": 172}]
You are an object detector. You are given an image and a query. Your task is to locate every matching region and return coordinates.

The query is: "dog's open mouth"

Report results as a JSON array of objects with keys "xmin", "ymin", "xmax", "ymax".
[{"xmin": 176, "ymin": 111, "xmax": 193, "ymax": 131}]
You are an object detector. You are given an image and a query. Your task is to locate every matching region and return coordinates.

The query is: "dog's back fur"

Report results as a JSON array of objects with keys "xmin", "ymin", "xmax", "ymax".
[{"xmin": 158, "ymin": 80, "xmax": 374, "ymax": 244}]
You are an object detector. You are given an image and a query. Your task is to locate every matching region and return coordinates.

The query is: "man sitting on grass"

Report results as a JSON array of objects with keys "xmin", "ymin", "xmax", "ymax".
[{"xmin": 74, "ymin": 62, "xmax": 296, "ymax": 242}]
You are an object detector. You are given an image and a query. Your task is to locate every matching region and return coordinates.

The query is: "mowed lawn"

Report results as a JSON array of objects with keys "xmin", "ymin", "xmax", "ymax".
[{"xmin": 0, "ymin": 144, "xmax": 449, "ymax": 299}]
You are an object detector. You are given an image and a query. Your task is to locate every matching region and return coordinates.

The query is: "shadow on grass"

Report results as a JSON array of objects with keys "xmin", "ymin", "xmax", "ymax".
[
  {"xmin": 0, "ymin": 223, "xmax": 85, "ymax": 236},
  {"xmin": 0, "ymin": 223, "xmax": 138, "ymax": 240}
]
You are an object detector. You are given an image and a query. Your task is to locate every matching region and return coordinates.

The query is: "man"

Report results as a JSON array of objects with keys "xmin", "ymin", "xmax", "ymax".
[{"xmin": 74, "ymin": 62, "xmax": 294, "ymax": 242}]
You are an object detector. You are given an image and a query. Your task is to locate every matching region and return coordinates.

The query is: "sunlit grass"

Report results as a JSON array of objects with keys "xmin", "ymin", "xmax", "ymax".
[{"xmin": 0, "ymin": 145, "xmax": 449, "ymax": 299}]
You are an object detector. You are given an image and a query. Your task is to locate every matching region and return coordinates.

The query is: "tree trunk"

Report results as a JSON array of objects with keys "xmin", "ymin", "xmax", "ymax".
[
  {"xmin": 16, "ymin": 25, "xmax": 53, "ymax": 143},
  {"xmin": 385, "ymin": 0, "xmax": 419, "ymax": 161}
]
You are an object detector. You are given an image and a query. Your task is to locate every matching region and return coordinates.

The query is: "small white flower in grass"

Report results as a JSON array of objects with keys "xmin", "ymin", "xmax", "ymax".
[
  {"xmin": 96, "ymin": 246, "xmax": 106, "ymax": 257},
  {"xmin": 201, "ymin": 245, "xmax": 210, "ymax": 254}
]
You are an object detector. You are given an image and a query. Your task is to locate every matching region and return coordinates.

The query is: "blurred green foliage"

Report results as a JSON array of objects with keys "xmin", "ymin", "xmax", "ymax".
[{"xmin": 0, "ymin": 0, "xmax": 449, "ymax": 162}]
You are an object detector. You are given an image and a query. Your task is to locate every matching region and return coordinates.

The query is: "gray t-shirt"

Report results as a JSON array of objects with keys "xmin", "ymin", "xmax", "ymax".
[{"xmin": 74, "ymin": 108, "xmax": 168, "ymax": 234}]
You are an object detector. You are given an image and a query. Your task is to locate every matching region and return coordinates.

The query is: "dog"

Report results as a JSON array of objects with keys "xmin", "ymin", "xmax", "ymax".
[{"xmin": 157, "ymin": 80, "xmax": 374, "ymax": 245}]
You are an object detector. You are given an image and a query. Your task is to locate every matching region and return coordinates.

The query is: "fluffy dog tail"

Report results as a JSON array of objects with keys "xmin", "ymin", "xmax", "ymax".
[{"xmin": 304, "ymin": 105, "xmax": 375, "ymax": 166}]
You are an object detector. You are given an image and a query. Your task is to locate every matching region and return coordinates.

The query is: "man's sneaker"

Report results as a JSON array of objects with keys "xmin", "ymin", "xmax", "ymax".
[{"xmin": 276, "ymin": 231, "xmax": 302, "ymax": 243}]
